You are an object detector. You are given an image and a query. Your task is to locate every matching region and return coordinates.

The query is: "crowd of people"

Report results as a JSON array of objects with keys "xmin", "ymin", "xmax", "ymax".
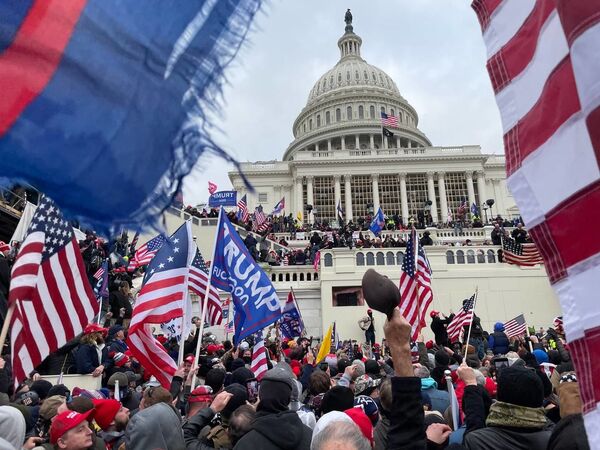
[{"xmin": 0, "ymin": 300, "xmax": 586, "ymax": 450}]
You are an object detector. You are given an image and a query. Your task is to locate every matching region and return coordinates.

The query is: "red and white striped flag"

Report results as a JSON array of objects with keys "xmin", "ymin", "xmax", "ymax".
[
  {"xmin": 127, "ymin": 222, "xmax": 195, "ymax": 387},
  {"xmin": 9, "ymin": 197, "xmax": 98, "ymax": 387},
  {"xmin": 502, "ymin": 237, "xmax": 543, "ymax": 266},
  {"xmin": 380, "ymin": 112, "xmax": 398, "ymax": 128},
  {"xmin": 189, "ymin": 248, "xmax": 223, "ymax": 326},
  {"xmin": 473, "ymin": 1, "xmax": 600, "ymax": 442},
  {"xmin": 503, "ymin": 313, "xmax": 527, "ymax": 338},
  {"xmin": 127, "ymin": 234, "xmax": 166, "ymax": 269},
  {"xmin": 399, "ymin": 228, "xmax": 433, "ymax": 340},
  {"xmin": 250, "ymin": 335, "xmax": 268, "ymax": 380},
  {"xmin": 446, "ymin": 295, "xmax": 476, "ymax": 343},
  {"xmin": 313, "ymin": 251, "xmax": 321, "ymax": 272},
  {"xmin": 93, "ymin": 265, "xmax": 105, "ymax": 280}
]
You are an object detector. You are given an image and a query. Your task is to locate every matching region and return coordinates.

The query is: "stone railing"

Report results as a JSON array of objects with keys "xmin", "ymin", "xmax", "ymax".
[
  {"xmin": 318, "ymin": 244, "xmax": 543, "ymax": 273},
  {"xmin": 293, "ymin": 145, "xmax": 482, "ymax": 161},
  {"xmin": 262, "ymin": 265, "xmax": 320, "ymax": 285}
]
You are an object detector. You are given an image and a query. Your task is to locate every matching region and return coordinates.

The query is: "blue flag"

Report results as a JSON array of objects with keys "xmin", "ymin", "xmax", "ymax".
[
  {"xmin": 211, "ymin": 208, "xmax": 282, "ymax": 343},
  {"xmin": 0, "ymin": 1, "xmax": 261, "ymax": 232},
  {"xmin": 369, "ymin": 208, "xmax": 385, "ymax": 235},
  {"xmin": 280, "ymin": 291, "xmax": 304, "ymax": 339},
  {"xmin": 94, "ymin": 260, "xmax": 109, "ymax": 300},
  {"xmin": 471, "ymin": 202, "xmax": 479, "ymax": 216}
]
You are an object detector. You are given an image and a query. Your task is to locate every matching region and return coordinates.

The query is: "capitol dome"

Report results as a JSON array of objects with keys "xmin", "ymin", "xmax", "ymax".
[{"xmin": 283, "ymin": 12, "xmax": 431, "ymax": 161}]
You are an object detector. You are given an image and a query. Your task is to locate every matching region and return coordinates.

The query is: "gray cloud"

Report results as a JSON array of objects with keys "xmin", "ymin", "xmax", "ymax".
[{"xmin": 183, "ymin": 0, "xmax": 503, "ymax": 206}]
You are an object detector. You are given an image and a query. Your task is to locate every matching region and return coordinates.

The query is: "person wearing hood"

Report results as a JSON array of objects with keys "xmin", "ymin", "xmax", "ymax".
[
  {"xmin": 233, "ymin": 365, "xmax": 312, "ymax": 450},
  {"xmin": 461, "ymin": 363, "xmax": 553, "ymax": 449},
  {"xmin": 488, "ymin": 323, "xmax": 510, "ymax": 355},
  {"xmin": 0, "ymin": 405, "xmax": 26, "ymax": 450},
  {"xmin": 414, "ymin": 366, "xmax": 449, "ymax": 414},
  {"xmin": 124, "ymin": 402, "xmax": 184, "ymax": 450}
]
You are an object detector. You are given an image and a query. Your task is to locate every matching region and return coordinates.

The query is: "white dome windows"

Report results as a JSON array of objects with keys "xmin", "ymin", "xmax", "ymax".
[
  {"xmin": 370, "ymin": 105, "xmax": 375, "ymax": 119},
  {"xmin": 355, "ymin": 70, "xmax": 360, "ymax": 81},
  {"xmin": 358, "ymin": 105, "xmax": 364, "ymax": 119},
  {"xmin": 326, "ymin": 111, "xmax": 331, "ymax": 125},
  {"xmin": 346, "ymin": 71, "xmax": 351, "ymax": 82},
  {"xmin": 316, "ymin": 115, "xmax": 321, "ymax": 127},
  {"xmin": 347, "ymin": 106, "xmax": 352, "ymax": 120},
  {"xmin": 336, "ymin": 108, "xmax": 341, "ymax": 122}
]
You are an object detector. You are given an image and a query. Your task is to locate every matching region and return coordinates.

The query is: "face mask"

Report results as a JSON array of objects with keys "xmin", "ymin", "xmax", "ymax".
[{"xmin": 243, "ymin": 356, "xmax": 252, "ymax": 364}]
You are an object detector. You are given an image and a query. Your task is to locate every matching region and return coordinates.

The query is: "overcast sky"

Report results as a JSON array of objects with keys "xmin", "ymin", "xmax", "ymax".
[{"xmin": 182, "ymin": 0, "xmax": 503, "ymax": 206}]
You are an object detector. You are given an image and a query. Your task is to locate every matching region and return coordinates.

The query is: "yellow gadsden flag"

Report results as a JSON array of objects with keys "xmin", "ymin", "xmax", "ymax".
[
  {"xmin": 316, "ymin": 323, "xmax": 333, "ymax": 363},
  {"xmin": 296, "ymin": 211, "xmax": 303, "ymax": 222}
]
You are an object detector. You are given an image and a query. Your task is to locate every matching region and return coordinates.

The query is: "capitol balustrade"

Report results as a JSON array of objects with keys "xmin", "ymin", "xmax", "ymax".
[{"xmin": 293, "ymin": 145, "xmax": 481, "ymax": 161}]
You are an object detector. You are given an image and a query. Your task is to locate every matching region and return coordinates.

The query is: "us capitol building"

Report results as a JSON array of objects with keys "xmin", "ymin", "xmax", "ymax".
[
  {"xmin": 165, "ymin": 12, "xmax": 560, "ymax": 341},
  {"xmin": 229, "ymin": 13, "xmax": 518, "ymax": 225}
]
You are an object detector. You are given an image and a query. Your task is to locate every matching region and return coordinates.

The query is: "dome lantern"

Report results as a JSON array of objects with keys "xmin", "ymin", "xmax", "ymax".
[{"xmin": 338, "ymin": 9, "xmax": 362, "ymax": 60}]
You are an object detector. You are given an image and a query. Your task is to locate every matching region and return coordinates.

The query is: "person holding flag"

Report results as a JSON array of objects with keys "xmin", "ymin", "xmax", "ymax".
[
  {"xmin": 272, "ymin": 197, "xmax": 285, "ymax": 215},
  {"xmin": 210, "ymin": 208, "xmax": 282, "ymax": 343},
  {"xmin": 369, "ymin": 207, "xmax": 385, "ymax": 236},
  {"xmin": 280, "ymin": 290, "xmax": 305, "ymax": 339},
  {"xmin": 127, "ymin": 222, "xmax": 196, "ymax": 387}
]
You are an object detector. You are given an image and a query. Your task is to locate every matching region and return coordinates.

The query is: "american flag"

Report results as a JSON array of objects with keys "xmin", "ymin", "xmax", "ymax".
[
  {"xmin": 502, "ymin": 237, "xmax": 543, "ymax": 266},
  {"xmin": 380, "ymin": 111, "xmax": 398, "ymax": 128},
  {"xmin": 127, "ymin": 222, "xmax": 194, "ymax": 387},
  {"xmin": 313, "ymin": 250, "xmax": 321, "ymax": 272},
  {"xmin": 399, "ymin": 228, "xmax": 433, "ymax": 340},
  {"xmin": 128, "ymin": 234, "xmax": 166, "ymax": 269},
  {"xmin": 250, "ymin": 334, "xmax": 268, "ymax": 380},
  {"xmin": 473, "ymin": 1, "xmax": 600, "ymax": 440},
  {"xmin": 224, "ymin": 320, "xmax": 234, "ymax": 334},
  {"xmin": 9, "ymin": 197, "xmax": 98, "ymax": 387},
  {"xmin": 93, "ymin": 265, "xmax": 105, "ymax": 280},
  {"xmin": 253, "ymin": 205, "xmax": 269, "ymax": 232},
  {"xmin": 446, "ymin": 294, "xmax": 476, "ymax": 343},
  {"xmin": 237, "ymin": 194, "xmax": 249, "ymax": 223},
  {"xmin": 504, "ymin": 313, "xmax": 527, "ymax": 338},
  {"xmin": 189, "ymin": 248, "xmax": 223, "ymax": 326}
]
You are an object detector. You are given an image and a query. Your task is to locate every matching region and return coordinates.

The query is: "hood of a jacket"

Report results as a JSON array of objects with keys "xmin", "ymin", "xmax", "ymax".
[
  {"xmin": 124, "ymin": 403, "xmax": 185, "ymax": 450},
  {"xmin": 252, "ymin": 410, "xmax": 307, "ymax": 449},
  {"xmin": 494, "ymin": 322, "xmax": 505, "ymax": 332}
]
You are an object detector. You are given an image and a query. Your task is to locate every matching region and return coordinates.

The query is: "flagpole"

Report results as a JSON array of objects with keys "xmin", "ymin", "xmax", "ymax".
[
  {"xmin": 463, "ymin": 287, "xmax": 478, "ymax": 356},
  {"xmin": 177, "ymin": 315, "xmax": 186, "ymax": 366},
  {"xmin": 525, "ymin": 321, "xmax": 534, "ymax": 353},
  {"xmin": 290, "ymin": 286, "xmax": 306, "ymax": 335},
  {"xmin": 0, "ymin": 303, "xmax": 15, "ymax": 353},
  {"xmin": 191, "ymin": 207, "xmax": 223, "ymax": 388}
]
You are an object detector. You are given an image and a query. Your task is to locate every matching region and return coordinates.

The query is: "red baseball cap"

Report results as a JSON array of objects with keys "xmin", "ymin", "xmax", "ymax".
[
  {"xmin": 83, "ymin": 323, "xmax": 108, "ymax": 336},
  {"xmin": 0, "ymin": 241, "xmax": 9, "ymax": 253},
  {"xmin": 430, "ymin": 310, "xmax": 439, "ymax": 318},
  {"xmin": 189, "ymin": 385, "xmax": 213, "ymax": 403},
  {"xmin": 50, "ymin": 409, "xmax": 95, "ymax": 444},
  {"xmin": 206, "ymin": 344, "xmax": 219, "ymax": 354},
  {"xmin": 367, "ymin": 309, "xmax": 372, "ymax": 313}
]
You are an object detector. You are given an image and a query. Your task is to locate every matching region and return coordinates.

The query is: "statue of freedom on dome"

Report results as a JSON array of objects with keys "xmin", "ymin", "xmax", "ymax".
[{"xmin": 345, "ymin": 9, "xmax": 353, "ymax": 32}]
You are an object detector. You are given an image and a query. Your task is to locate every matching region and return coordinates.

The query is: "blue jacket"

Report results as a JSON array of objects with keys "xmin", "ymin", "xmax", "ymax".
[
  {"xmin": 75, "ymin": 344, "xmax": 111, "ymax": 374},
  {"xmin": 488, "ymin": 323, "xmax": 510, "ymax": 355}
]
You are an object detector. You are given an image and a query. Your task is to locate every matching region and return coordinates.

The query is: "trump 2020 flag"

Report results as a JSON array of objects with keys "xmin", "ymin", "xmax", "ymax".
[
  {"xmin": 211, "ymin": 208, "xmax": 282, "ymax": 343},
  {"xmin": 369, "ymin": 208, "xmax": 385, "ymax": 236},
  {"xmin": 0, "ymin": 1, "xmax": 261, "ymax": 231},
  {"xmin": 280, "ymin": 291, "xmax": 304, "ymax": 339}
]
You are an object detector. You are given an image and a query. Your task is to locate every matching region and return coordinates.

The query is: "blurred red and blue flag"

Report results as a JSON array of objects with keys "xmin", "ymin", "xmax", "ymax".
[{"xmin": 0, "ymin": 0, "xmax": 260, "ymax": 232}]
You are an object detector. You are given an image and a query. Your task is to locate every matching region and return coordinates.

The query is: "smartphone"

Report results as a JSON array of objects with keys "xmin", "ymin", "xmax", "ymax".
[
  {"xmin": 246, "ymin": 378, "xmax": 259, "ymax": 403},
  {"xmin": 493, "ymin": 357, "xmax": 509, "ymax": 374}
]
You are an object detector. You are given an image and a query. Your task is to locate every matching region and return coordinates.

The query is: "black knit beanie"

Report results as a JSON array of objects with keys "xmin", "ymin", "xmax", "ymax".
[
  {"xmin": 497, "ymin": 366, "xmax": 544, "ymax": 408},
  {"xmin": 321, "ymin": 386, "xmax": 354, "ymax": 415}
]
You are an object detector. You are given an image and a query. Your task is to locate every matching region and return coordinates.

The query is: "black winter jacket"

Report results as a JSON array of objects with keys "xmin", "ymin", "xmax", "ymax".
[{"xmin": 234, "ymin": 410, "xmax": 311, "ymax": 450}]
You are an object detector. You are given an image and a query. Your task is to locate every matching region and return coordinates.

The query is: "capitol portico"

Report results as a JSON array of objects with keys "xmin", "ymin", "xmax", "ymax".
[{"xmin": 230, "ymin": 13, "xmax": 517, "ymax": 224}]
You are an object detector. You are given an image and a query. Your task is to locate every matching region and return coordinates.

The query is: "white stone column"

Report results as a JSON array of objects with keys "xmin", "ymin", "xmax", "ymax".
[
  {"xmin": 327, "ymin": 139, "xmax": 332, "ymax": 151},
  {"xmin": 372, "ymin": 174, "xmax": 380, "ymax": 213},
  {"xmin": 295, "ymin": 177, "xmax": 303, "ymax": 223},
  {"xmin": 334, "ymin": 175, "xmax": 341, "ymax": 221},
  {"xmin": 344, "ymin": 175, "xmax": 353, "ymax": 221},
  {"xmin": 476, "ymin": 171, "xmax": 487, "ymax": 206},
  {"xmin": 493, "ymin": 179, "xmax": 506, "ymax": 217},
  {"xmin": 438, "ymin": 172, "xmax": 448, "ymax": 224},
  {"xmin": 399, "ymin": 172, "xmax": 409, "ymax": 221},
  {"xmin": 355, "ymin": 135, "xmax": 360, "ymax": 150},
  {"xmin": 426, "ymin": 171, "xmax": 439, "ymax": 224},
  {"xmin": 384, "ymin": 135, "xmax": 388, "ymax": 149},
  {"xmin": 341, "ymin": 136, "xmax": 346, "ymax": 151},
  {"xmin": 370, "ymin": 134, "xmax": 374, "ymax": 150},
  {"xmin": 396, "ymin": 136, "xmax": 401, "ymax": 149},
  {"xmin": 466, "ymin": 171, "xmax": 476, "ymax": 209},
  {"xmin": 306, "ymin": 176, "xmax": 314, "ymax": 224},
  {"xmin": 315, "ymin": 142, "xmax": 320, "ymax": 152}
]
